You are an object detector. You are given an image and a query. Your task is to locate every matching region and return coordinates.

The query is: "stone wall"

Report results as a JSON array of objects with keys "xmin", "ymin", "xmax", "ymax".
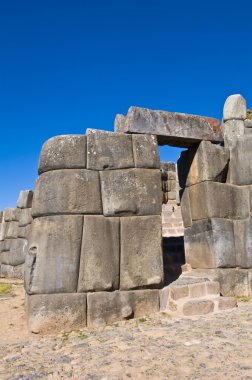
[
  {"xmin": 0, "ymin": 191, "xmax": 33, "ymax": 279},
  {"xmin": 25, "ymin": 131, "xmax": 164, "ymax": 333},
  {"xmin": 178, "ymin": 94, "xmax": 252, "ymax": 297}
]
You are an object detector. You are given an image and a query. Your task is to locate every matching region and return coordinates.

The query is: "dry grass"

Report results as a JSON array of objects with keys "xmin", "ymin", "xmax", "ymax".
[{"xmin": 0, "ymin": 282, "xmax": 13, "ymax": 295}]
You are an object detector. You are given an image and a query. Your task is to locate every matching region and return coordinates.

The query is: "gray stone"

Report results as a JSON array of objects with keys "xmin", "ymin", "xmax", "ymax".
[
  {"xmin": 215, "ymin": 268, "xmax": 251, "ymax": 297},
  {"xmin": 100, "ymin": 169, "xmax": 162, "ymax": 217},
  {"xmin": 0, "ymin": 263, "xmax": 24, "ymax": 279},
  {"xmin": 244, "ymin": 118, "xmax": 252, "ymax": 128},
  {"xmin": 114, "ymin": 107, "xmax": 223, "ymax": 148},
  {"xmin": 223, "ymin": 94, "xmax": 247, "ymax": 121},
  {"xmin": 183, "ymin": 299, "xmax": 214, "ymax": 316},
  {"xmin": 17, "ymin": 190, "xmax": 33, "ymax": 209},
  {"xmin": 180, "ymin": 188, "xmax": 192, "ymax": 227},
  {"xmin": 87, "ymin": 131, "xmax": 134, "ymax": 170},
  {"xmin": 26, "ymin": 293, "xmax": 87, "ymax": 333},
  {"xmin": 132, "ymin": 134, "xmax": 160, "ymax": 168},
  {"xmin": 229, "ymin": 135, "xmax": 252, "ymax": 185},
  {"xmin": 38, "ymin": 135, "xmax": 87, "ymax": 174},
  {"xmin": 0, "ymin": 211, "xmax": 3, "ymax": 223},
  {"xmin": 218, "ymin": 297, "xmax": 237, "ymax": 310},
  {"xmin": 222, "ymin": 119, "xmax": 245, "ymax": 148},
  {"xmin": 1, "ymin": 239, "xmax": 27, "ymax": 266},
  {"xmin": 177, "ymin": 141, "xmax": 229, "ymax": 188},
  {"xmin": 189, "ymin": 182, "xmax": 249, "ymax": 220},
  {"xmin": 120, "ymin": 216, "xmax": 163, "ymax": 290},
  {"xmin": 4, "ymin": 221, "xmax": 19, "ymax": 239},
  {"xmin": 25, "ymin": 215, "xmax": 83, "ymax": 294},
  {"xmin": 78, "ymin": 216, "xmax": 120, "ymax": 292},
  {"xmin": 87, "ymin": 290, "xmax": 159, "ymax": 327},
  {"xmin": 32, "ymin": 169, "xmax": 102, "ymax": 217},
  {"xmin": 19, "ymin": 208, "xmax": 32, "ymax": 227},
  {"xmin": 18, "ymin": 225, "xmax": 31, "ymax": 239},
  {"xmin": 3, "ymin": 208, "xmax": 20, "ymax": 222},
  {"xmin": 233, "ymin": 218, "xmax": 252, "ymax": 268},
  {"xmin": 184, "ymin": 218, "xmax": 236, "ymax": 269}
]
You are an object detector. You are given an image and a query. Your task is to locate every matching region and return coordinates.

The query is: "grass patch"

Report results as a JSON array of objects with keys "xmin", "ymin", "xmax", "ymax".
[
  {"xmin": 247, "ymin": 110, "xmax": 252, "ymax": 120},
  {"xmin": 0, "ymin": 283, "xmax": 13, "ymax": 295},
  {"xmin": 235, "ymin": 295, "xmax": 250, "ymax": 302}
]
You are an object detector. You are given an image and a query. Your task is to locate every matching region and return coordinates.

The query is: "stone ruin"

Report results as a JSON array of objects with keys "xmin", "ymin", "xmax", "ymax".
[
  {"xmin": 1, "ymin": 93, "xmax": 252, "ymax": 333},
  {"xmin": 0, "ymin": 191, "xmax": 33, "ymax": 279}
]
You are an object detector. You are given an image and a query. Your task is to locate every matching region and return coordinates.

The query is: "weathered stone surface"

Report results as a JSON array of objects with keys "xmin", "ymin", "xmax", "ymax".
[
  {"xmin": 188, "ymin": 282, "xmax": 207, "ymax": 298},
  {"xmin": 177, "ymin": 142, "xmax": 229, "ymax": 188},
  {"xmin": 38, "ymin": 135, "xmax": 87, "ymax": 174},
  {"xmin": 26, "ymin": 293, "xmax": 87, "ymax": 333},
  {"xmin": 0, "ymin": 211, "xmax": 3, "ymax": 223},
  {"xmin": 159, "ymin": 286, "xmax": 170, "ymax": 311},
  {"xmin": 206, "ymin": 281, "xmax": 220, "ymax": 295},
  {"xmin": 132, "ymin": 134, "xmax": 160, "ymax": 168},
  {"xmin": 223, "ymin": 94, "xmax": 247, "ymax": 121},
  {"xmin": 245, "ymin": 118, "xmax": 252, "ymax": 128},
  {"xmin": 120, "ymin": 216, "xmax": 163, "ymax": 290},
  {"xmin": 183, "ymin": 299, "xmax": 214, "ymax": 316},
  {"xmin": 233, "ymin": 219, "xmax": 252, "ymax": 268},
  {"xmin": 32, "ymin": 169, "xmax": 102, "ymax": 217},
  {"xmin": 18, "ymin": 225, "xmax": 31, "ymax": 239},
  {"xmin": 17, "ymin": 190, "xmax": 33, "ymax": 209},
  {"xmin": 4, "ymin": 221, "xmax": 19, "ymax": 239},
  {"xmin": 115, "ymin": 107, "xmax": 223, "ymax": 148},
  {"xmin": 87, "ymin": 131, "xmax": 134, "ymax": 170},
  {"xmin": 100, "ymin": 169, "xmax": 162, "ymax": 217},
  {"xmin": 0, "ymin": 263, "xmax": 24, "ymax": 279},
  {"xmin": 222, "ymin": 119, "xmax": 245, "ymax": 148},
  {"xmin": 180, "ymin": 188, "xmax": 192, "ymax": 227},
  {"xmin": 19, "ymin": 208, "xmax": 32, "ymax": 227},
  {"xmin": 218, "ymin": 297, "xmax": 237, "ymax": 310},
  {"xmin": 229, "ymin": 136, "xmax": 252, "ymax": 185},
  {"xmin": 1, "ymin": 239, "xmax": 27, "ymax": 266},
  {"xmin": 184, "ymin": 219, "xmax": 236, "ymax": 269},
  {"xmin": 78, "ymin": 216, "xmax": 120, "ymax": 292},
  {"xmin": 169, "ymin": 285, "xmax": 189, "ymax": 300},
  {"xmin": 3, "ymin": 208, "xmax": 20, "ymax": 222},
  {"xmin": 25, "ymin": 215, "xmax": 83, "ymax": 294},
  {"xmin": 87, "ymin": 290, "xmax": 159, "ymax": 327},
  {"xmin": 189, "ymin": 182, "xmax": 249, "ymax": 220}
]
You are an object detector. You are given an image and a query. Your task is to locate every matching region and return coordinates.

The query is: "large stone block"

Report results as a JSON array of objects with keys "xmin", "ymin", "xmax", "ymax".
[
  {"xmin": 189, "ymin": 182, "xmax": 249, "ymax": 220},
  {"xmin": 120, "ymin": 216, "xmax": 163, "ymax": 290},
  {"xmin": 38, "ymin": 135, "xmax": 87, "ymax": 174},
  {"xmin": 0, "ymin": 263, "xmax": 24, "ymax": 279},
  {"xmin": 177, "ymin": 142, "xmax": 229, "ymax": 188},
  {"xmin": 0, "ymin": 238, "xmax": 27, "ymax": 266},
  {"xmin": 26, "ymin": 293, "xmax": 87, "ymax": 333},
  {"xmin": 229, "ymin": 135, "xmax": 252, "ymax": 185},
  {"xmin": 180, "ymin": 188, "xmax": 192, "ymax": 227},
  {"xmin": 78, "ymin": 216, "xmax": 120, "ymax": 292},
  {"xmin": 233, "ymin": 218, "xmax": 252, "ymax": 268},
  {"xmin": 100, "ymin": 169, "xmax": 162, "ymax": 217},
  {"xmin": 223, "ymin": 94, "xmax": 247, "ymax": 121},
  {"xmin": 3, "ymin": 208, "xmax": 20, "ymax": 222},
  {"xmin": 25, "ymin": 215, "xmax": 83, "ymax": 294},
  {"xmin": 215, "ymin": 268, "xmax": 251, "ymax": 297},
  {"xmin": 184, "ymin": 218, "xmax": 236, "ymax": 269},
  {"xmin": 17, "ymin": 190, "xmax": 33, "ymax": 209},
  {"xmin": 4, "ymin": 221, "xmax": 19, "ymax": 239},
  {"xmin": 87, "ymin": 131, "xmax": 134, "ymax": 170},
  {"xmin": 19, "ymin": 208, "xmax": 32, "ymax": 227},
  {"xmin": 32, "ymin": 169, "xmax": 102, "ymax": 217},
  {"xmin": 132, "ymin": 134, "xmax": 160, "ymax": 168},
  {"xmin": 222, "ymin": 119, "xmax": 245, "ymax": 148},
  {"xmin": 18, "ymin": 225, "xmax": 31, "ymax": 239},
  {"xmin": 87, "ymin": 290, "xmax": 159, "ymax": 327},
  {"xmin": 115, "ymin": 107, "xmax": 223, "ymax": 147}
]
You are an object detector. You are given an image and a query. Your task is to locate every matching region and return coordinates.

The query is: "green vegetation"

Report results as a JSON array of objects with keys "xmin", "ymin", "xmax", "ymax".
[
  {"xmin": 247, "ymin": 110, "xmax": 252, "ymax": 120},
  {"xmin": 235, "ymin": 295, "xmax": 250, "ymax": 302},
  {"xmin": 0, "ymin": 282, "xmax": 13, "ymax": 295}
]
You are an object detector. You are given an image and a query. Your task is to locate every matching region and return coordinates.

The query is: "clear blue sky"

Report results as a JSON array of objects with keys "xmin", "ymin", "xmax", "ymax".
[{"xmin": 0, "ymin": 0, "xmax": 252, "ymax": 209}]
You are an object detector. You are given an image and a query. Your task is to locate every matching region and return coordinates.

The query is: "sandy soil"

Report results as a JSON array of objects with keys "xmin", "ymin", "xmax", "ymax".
[{"xmin": 0, "ymin": 279, "xmax": 252, "ymax": 380}]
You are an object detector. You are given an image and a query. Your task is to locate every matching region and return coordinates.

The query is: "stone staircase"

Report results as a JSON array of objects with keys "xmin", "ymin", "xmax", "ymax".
[{"xmin": 160, "ymin": 274, "xmax": 237, "ymax": 317}]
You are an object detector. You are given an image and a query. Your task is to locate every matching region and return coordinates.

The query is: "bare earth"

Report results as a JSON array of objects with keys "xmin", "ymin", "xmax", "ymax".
[{"xmin": 0, "ymin": 280, "xmax": 252, "ymax": 380}]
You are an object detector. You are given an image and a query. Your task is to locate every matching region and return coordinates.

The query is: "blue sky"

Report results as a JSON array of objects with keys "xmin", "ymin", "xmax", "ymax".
[{"xmin": 0, "ymin": 0, "xmax": 252, "ymax": 209}]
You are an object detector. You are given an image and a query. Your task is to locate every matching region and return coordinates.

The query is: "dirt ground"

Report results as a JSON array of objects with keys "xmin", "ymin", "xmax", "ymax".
[{"xmin": 0, "ymin": 279, "xmax": 252, "ymax": 380}]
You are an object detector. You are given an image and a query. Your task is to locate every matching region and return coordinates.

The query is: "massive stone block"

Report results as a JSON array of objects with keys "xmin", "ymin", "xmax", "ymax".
[
  {"xmin": 115, "ymin": 107, "xmax": 223, "ymax": 147},
  {"xmin": 233, "ymin": 218, "xmax": 252, "ymax": 268},
  {"xmin": 223, "ymin": 94, "xmax": 247, "ymax": 121},
  {"xmin": 189, "ymin": 182, "xmax": 249, "ymax": 221},
  {"xmin": 229, "ymin": 136, "xmax": 252, "ymax": 185},
  {"xmin": 19, "ymin": 208, "xmax": 32, "ymax": 227},
  {"xmin": 222, "ymin": 119, "xmax": 245, "ymax": 148},
  {"xmin": 18, "ymin": 225, "xmax": 31, "ymax": 239},
  {"xmin": 184, "ymin": 218, "xmax": 236, "ymax": 269},
  {"xmin": 0, "ymin": 238, "xmax": 28, "ymax": 266},
  {"xmin": 132, "ymin": 134, "xmax": 160, "ymax": 168},
  {"xmin": 17, "ymin": 190, "xmax": 33, "ymax": 209},
  {"xmin": 3, "ymin": 208, "xmax": 20, "ymax": 222},
  {"xmin": 38, "ymin": 135, "xmax": 87, "ymax": 174},
  {"xmin": 25, "ymin": 215, "xmax": 83, "ymax": 294},
  {"xmin": 32, "ymin": 169, "xmax": 102, "ymax": 217},
  {"xmin": 177, "ymin": 141, "xmax": 229, "ymax": 188},
  {"xmin": 26, "ymin": 293, "xmax": 87, "ymax": 333},
  {"xmin": 180, "ymin": 188, "xmax": 192, "ymax": 227},
  {"xmin": 4, "ymin": 221, "xmax": 19, "ymax": 239},
  {"xmin": 100, "ymin": 169, "xmax": 162, "ymax": 217},
  {"xmin": 120, "ymin": 216, "xmax": 163, "ymax": 290},
  {"xmin": 87, "ymin": 131, "xmax": 134, "ymax": 170},
  {"xmin": 0, "ymin": 263, "xmax": 24, "ymax": 279},
  {"xmin": 87, "ymin": 290, "xmax": 159, "ymax": 327},
  {"xmin": 78, "ymin": 216, "xmax": 120, "ymax": 292}
]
